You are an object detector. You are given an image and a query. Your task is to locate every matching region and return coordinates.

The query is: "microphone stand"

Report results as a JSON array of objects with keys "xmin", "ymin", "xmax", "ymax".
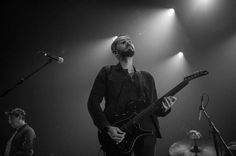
[
  {"xmin": 0, "ymin": 59, "xmax": 53, "ymax": 98},
  {"xmin": 200, "ymin": 105, "xmax": 233, "ymax": 156}
]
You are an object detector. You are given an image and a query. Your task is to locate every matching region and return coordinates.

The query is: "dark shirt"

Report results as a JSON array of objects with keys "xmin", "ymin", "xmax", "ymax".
[
  {"xmin": 7, "ymin": 124, "xmax": 36, "ymax": 156},
  {"xmin": 88, "ymin": 63, "xmax": 170, "ymax": 138}
]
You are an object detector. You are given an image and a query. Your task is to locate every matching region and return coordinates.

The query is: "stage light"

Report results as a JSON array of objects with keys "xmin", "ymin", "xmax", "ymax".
[
  {"xmin": 177, "ymin": 52, "xmax": 183, "ymax": 58},
  {"xmin": 168, "ymin": 8, "xmax": 175, "ymax": 16},
  {"xmin": 112, "ymin": 36, "xmax": 118, "ymax": 41}
]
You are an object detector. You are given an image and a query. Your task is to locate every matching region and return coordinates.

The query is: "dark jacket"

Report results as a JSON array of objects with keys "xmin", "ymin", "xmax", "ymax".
[
  {"xmin": 88, "ymin": 63, "xmax": 170, "ymax": 138},
  {"xmin": 9, "ymin": 124, "xmax": 36, "ymax": 156}
]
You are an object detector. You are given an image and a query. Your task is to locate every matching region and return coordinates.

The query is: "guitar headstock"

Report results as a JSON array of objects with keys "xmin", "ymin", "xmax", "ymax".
[{"xmin": 184, "ymin": 70, "xmax": 209, "ymax": 81}]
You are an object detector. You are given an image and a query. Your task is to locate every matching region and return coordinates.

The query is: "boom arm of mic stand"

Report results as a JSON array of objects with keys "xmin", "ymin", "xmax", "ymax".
[
  {"xmin": 201, "ymin": 106, "xmax": 233, "ymax": 156},
  {"xmin": 0, "ymin": 59, "xmax": 53, "ymax": 98}
]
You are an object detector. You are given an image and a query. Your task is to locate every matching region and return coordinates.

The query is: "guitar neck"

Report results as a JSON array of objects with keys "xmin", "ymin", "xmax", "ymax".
[
  {"xmin": 159, "ymin": 80, "xmax": 189, "ymax": 102},
  {"xmin": 131, "ymin": 80, "xmax": 189, "ymax": 123}
]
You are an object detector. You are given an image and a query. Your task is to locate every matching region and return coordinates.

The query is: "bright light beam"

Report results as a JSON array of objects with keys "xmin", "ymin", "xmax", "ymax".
[
  {"xmin": 168, "ymin": 8, "xmax": 175, "ymax": 16},
  {"xmin": 158, "ymin": 52, "xmax": 190, "ymax": 78},
  {"xmin": 177, "ymin": 52, "xmax": 184, "ymax": 58},
  {"xmin": 135, "ymin": 8, "xmax": 177, "ymax": 60}
]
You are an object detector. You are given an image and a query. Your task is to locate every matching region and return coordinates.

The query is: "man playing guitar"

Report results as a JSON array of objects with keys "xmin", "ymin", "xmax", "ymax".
[{"xmin": 88, "ymin": 35, "xmax": 177, "ymax": 156}]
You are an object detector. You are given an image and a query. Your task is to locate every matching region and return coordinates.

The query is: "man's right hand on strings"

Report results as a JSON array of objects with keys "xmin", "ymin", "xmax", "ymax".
[{"xmin": 107, "ymin": 126, "xmax": 126, "ymax": 144}]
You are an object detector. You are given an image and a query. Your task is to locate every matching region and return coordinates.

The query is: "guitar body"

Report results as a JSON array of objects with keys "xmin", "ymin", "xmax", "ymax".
[{"xmin": 98, "ymin": 111, "xmax": 153, "ymax": 154}]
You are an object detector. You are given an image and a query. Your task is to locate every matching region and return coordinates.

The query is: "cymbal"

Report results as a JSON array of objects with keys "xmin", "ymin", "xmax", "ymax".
[{"xmin": 169, "ymin": 139, "xmax": 216, "ymax": 156}]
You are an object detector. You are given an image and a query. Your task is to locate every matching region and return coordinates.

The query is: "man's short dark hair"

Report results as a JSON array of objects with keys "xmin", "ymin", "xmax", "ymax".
[{"xmin": 5, "ymin": 108, "xmax": 26, "ymax": 120}]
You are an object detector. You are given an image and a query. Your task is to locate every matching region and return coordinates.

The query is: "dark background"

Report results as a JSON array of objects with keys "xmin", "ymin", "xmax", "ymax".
[{"xmin": 1, "ymin": 0, "xmax": 236, "ymax": 155}]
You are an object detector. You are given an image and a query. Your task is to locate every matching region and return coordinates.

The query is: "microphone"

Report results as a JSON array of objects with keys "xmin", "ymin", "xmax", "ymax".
[
  {"xmin": 39, "ymin": 51, "xmax": 64, "ymax": 64},
  {"xmin": 198, "ymin": 95, "xmax": 204, "ymax": 120}
]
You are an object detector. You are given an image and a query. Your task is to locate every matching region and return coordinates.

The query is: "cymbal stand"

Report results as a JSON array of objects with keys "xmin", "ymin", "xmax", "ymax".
[
  {"xmin": 190, "ymin": 139, "xmax": 201, "ymax": 156},
  {"xmin": 200, "ymin": 105, "xmax": 233, "ymax": 156}
]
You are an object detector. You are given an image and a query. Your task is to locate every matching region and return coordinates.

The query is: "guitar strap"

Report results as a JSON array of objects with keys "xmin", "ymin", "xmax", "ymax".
[{"xmin": 136, "ymin": 70, "xmax": 146, "ymax": 100}]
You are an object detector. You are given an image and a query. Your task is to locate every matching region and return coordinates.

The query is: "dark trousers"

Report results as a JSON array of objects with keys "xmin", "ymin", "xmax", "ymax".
[{"xmin": 105, "ymin": 135, "xmax": 157, "ymax": 156}]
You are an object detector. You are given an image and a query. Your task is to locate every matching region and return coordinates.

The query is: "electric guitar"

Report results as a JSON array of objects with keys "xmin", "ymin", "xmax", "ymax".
[{"xmin": 98, "ymin": 70, "xmax": 209, "ymax": 153}]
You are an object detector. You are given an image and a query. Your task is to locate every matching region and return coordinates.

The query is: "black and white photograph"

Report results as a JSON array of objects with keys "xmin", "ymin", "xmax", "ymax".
[{"xmin": 1, "ymin": 0, "xmax": 236, "ymax": 155}]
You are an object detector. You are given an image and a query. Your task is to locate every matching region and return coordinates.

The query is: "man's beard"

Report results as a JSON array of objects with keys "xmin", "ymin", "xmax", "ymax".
[{"xmin": 118, "ymin": 49, "xmax": 135, "ymax": 57}]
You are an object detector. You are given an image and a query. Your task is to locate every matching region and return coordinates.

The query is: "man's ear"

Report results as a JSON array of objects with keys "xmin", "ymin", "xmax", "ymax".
[
  {"xmin": 113, "ymin": 51, "xmax": 120, "ymax": 60},
  {"xmin": 17, "ymin": 115, "xmax": 24, "ymax": 121}
]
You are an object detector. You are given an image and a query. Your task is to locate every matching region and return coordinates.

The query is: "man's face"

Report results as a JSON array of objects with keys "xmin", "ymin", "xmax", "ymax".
[
  {"xmin": 115, "ymin": 36, "xmax": 135, "ymax": 57},
  {"xmin": 8, "ymin": 116, "xmax": 21, "ymax": 129}
]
